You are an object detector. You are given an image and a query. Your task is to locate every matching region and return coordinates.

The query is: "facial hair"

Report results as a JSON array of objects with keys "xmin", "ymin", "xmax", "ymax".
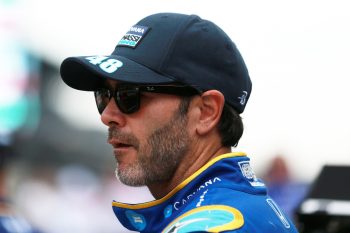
[{"xmin": 109, "ymin": 104, "xmax": 190, "ymax": 186}]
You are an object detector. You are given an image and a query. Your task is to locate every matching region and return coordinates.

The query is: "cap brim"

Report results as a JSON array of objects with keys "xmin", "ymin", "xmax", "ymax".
[{"xmin": 60, "ymin": 55, "xmax": 175, "ymax": 91}]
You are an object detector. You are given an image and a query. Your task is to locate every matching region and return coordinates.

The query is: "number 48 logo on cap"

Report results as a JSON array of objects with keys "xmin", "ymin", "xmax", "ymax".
[{"xmin": 85, "ymin": 56, "xmax": 123, "ymax": 73}]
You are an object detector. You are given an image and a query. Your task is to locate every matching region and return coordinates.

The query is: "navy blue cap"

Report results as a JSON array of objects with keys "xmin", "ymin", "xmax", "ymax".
[{"xmin": 60, "ymin": 13, "xmax": 252, "ymax": 113}]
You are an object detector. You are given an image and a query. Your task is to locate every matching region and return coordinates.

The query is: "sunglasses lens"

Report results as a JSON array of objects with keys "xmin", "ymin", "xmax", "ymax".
[
  {"xmin": 94, "ymin": 89, "xmax": 111, "ymax": 114},
  {"xmin": 117, "ymin": 87, "xmax": 140, "ymax": 114}
]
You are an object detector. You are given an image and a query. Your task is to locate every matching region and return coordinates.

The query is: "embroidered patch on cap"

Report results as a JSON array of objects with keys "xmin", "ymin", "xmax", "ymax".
[{"xmin": 117, "ymin": 25, "xmax": 150, "ymax": 48}]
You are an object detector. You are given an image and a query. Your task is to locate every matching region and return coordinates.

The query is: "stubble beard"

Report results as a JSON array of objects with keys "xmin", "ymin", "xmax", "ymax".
[{"xmin": 112, "ymin": 106, "xmax": 190, "ymax": 187}]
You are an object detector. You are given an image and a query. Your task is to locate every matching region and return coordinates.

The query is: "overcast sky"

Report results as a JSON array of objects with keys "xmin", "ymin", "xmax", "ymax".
[{"xmin": 11, "ymin": 0, "xmax": 350, "ymax": 181}]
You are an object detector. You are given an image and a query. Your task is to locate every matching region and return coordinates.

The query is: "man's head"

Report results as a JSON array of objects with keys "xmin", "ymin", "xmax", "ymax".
[{"xmin": 60, "ymin": 13, "xmax": 251, "ymax": 186}]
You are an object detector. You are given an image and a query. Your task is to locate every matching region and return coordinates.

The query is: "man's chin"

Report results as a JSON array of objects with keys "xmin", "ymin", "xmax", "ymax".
[{"xmin": 115, "ymin": 166, "xmax": 146, "ymax": 187}]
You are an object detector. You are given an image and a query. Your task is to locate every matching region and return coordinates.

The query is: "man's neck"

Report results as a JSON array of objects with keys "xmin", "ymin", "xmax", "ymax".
[{"xmin": 147, "ymin": 146, "xmax": 231, "ymax": 199}]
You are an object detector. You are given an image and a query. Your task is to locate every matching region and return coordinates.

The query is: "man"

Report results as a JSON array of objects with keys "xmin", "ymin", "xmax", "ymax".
[{"xmin": 60, "ymin": 13, "xmax": 299, "ymax": 233}]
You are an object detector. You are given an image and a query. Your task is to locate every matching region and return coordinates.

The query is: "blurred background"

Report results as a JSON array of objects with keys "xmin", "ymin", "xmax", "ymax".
[{"xmin": 1, "ymin": 0, "xmax": 350, "ymax": 232}]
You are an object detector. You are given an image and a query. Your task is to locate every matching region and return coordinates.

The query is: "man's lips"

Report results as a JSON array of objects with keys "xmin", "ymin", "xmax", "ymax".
[
  {"xmin": 108, "ymin": 139, "xmax": 133, "ymax": 149},
  {"xmin": 108, "ymin": 127, "xmax": 139, "ymax": 151}
]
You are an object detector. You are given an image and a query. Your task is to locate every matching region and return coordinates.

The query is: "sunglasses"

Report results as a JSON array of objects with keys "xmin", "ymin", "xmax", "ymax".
[{"xmin": 94, "ymin": 83, "xmax": 200, "ymax": 114}]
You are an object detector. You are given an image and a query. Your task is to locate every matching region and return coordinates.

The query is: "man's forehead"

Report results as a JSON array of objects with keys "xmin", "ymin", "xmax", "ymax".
[
  {"xmin": 104, "ymin": 79, "xmax": 119, "ymax": 87},
  {"xmin": 103, "ymin": 79, "xmax": 145, "ymax": 88},
  {"xmin": 103, "ymin": 79, "xmax": 131, "ymax": 89}
]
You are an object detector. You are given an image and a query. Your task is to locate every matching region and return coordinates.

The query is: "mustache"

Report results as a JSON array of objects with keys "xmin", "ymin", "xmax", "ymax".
[{"xmin": 108, "ymin": 127, "xmax": 139, "ymax": 148}]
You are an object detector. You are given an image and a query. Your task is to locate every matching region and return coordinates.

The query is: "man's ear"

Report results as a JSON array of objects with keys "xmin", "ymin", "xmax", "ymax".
[{"xmin": 196, "ymin": 90, "xmax": 225, "ymax": 136}]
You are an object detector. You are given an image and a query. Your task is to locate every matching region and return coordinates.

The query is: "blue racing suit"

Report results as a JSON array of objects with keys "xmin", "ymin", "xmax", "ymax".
[{"xmin": 112, "ymin": 152, "xmax": 299, "ymax": 232}]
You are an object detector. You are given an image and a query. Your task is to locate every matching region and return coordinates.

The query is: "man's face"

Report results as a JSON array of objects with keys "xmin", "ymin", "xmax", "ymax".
[{"xmin": 102, "ymin": 80, "xmax": 191, "ymax": 186}]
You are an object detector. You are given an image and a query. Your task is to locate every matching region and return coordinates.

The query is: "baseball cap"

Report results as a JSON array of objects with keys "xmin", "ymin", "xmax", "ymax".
[{"xmin": 60, "ymin": 12, "xmax": 252, "ymax": 113}]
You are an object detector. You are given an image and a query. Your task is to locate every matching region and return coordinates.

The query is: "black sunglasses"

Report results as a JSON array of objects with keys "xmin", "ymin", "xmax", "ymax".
[{"xmin": 94, "ymin": 83, "xmax": 200, "ymax": 114}]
